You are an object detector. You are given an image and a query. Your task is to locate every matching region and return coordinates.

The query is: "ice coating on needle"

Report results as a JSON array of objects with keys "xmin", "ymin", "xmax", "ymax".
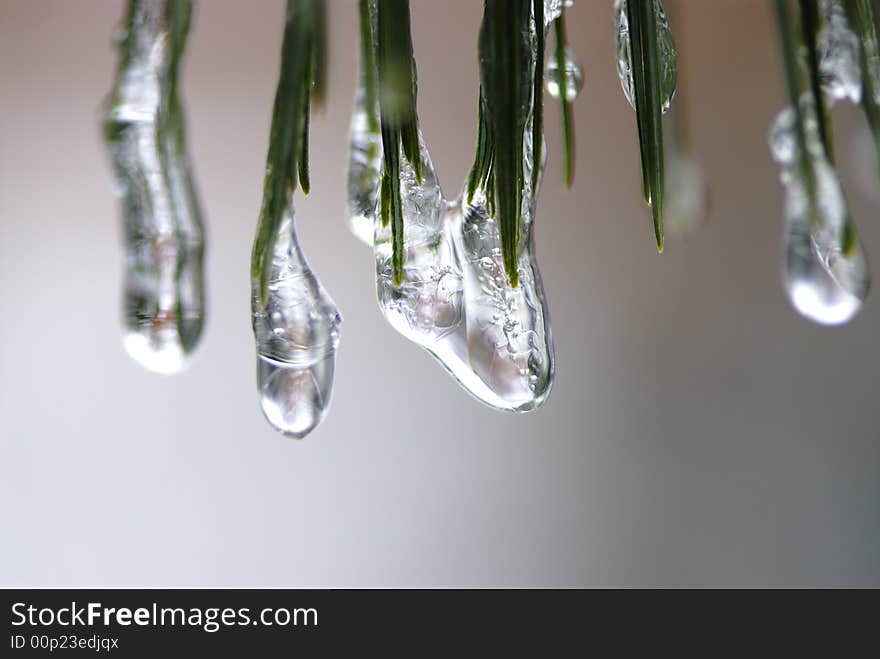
[
  {"xmin": 818, "ymin": 0, "xmax": 862, "ymax": 103},
  {"xmin": 663, "ymin": 108, "xmax": 708, "ymax": 236},
  {"xmin": 769, "ymin": 99, "xmax": 870, "ymax": 326},
  {"xmin": 346, "ymin": 0, "xmax": 555, "ymax": 411},
  {"xmin": 614, "ymin": 0, "xmax": 677, "ymax": 113},
  {"xmin": 252, "ymin": 203, "xmax": 341, "ymax": 438},
  {"xmin": 103, "ymin": 0, "xmax": 205, "ymax": 374},
  {"xmin": 545, "ymin": 45, "xmax": 584, "ymax": 101},
  {"xmin": 456, "ymin": 126, "xmax": 554, "ymax": 412},
  {"xmin": 374, "ymin": 137, "xmax": 464, "ymax": 347}
]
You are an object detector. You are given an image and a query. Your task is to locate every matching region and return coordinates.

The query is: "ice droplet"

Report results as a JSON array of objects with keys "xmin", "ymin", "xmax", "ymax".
[
  {"xmin": 614, "ymin": 0, "xmax": 677, "ymax": 113},
  {"xmin": 455, "ymin": 129, "xmax": 554, "ymax": 411},
  {"xmin": 374, "ymin": 137, "xmax": 465, "ymax": 347},
  {"xmin": 346, "ymin": 86, "xmax": 382, "ymax": 246},
  {"xmin": 104, "ymin": 0, "xmax": 205, "ymax": 375},
  {"xmin": 546, "ymin": 46, "xmax": 584, "ymax": 101},
  {"xmin": 252, "ymin": 203, "xmax": 341, "ymax": 438},
  {"xmin": 818, "ymin": 0, "xmax": 863, "ymax": 103},
  {"xmin": 770, "ymin": 100, "xmax": 870, "ymax": 325},
  {"xmin": 664, "ymin": 152, "xmax": 709, "ymax": 236}
]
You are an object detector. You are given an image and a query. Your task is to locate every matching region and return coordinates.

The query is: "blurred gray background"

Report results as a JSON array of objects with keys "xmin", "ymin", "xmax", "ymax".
[{"xmin": 2, "ymin": 0, "xmax": 879, "ymax": 587}]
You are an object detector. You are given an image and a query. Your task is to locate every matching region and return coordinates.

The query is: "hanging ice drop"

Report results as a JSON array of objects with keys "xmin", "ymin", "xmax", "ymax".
[
  {"xmin": 613, "ymin": 0, "xmax": 677, "ymax": 113},
  {"xmin": 103, "ymin": 0, "xmax": 205, "ymax": 374},
  {"xmin": 545, "ymin": 45, "xmax": 584, "ymax": 102},
  {"xmin": 346, "ymin": 85, "xmax": 383, "ymax": 246},
  {"xmin": 252, "ymin": 203, "xmax": 341, "ymax": 438},
  {"xmin": 770, "ymin": 100, "xmax": 870, "ymax": 326}
]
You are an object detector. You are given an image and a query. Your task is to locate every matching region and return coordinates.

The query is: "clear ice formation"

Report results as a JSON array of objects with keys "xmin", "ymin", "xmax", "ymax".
[
  {"xmin": 613, "ymin": 0, "xmax": 677, "ymax": 113},
  {"xmin": 252, "ymin": 202, "xmax": 341, "ymax": 438},
  {"xmin": 769, "ymin": 98, "xmax": 870, "ymax": 325},
  {"xmin": 344, "ymin": 0, "xmax": 555, "ymax": 411},
  {"xmin": 455, "ymin": 127, "xmax": 554, "ymax": 411},
  {"xmin": 545, "ymin": 45, "xmax": 584, "ymax": 102},
  {"xmin": 817, "ymin": 0, "xmax": 863, "ymax": 103},
  {"xmin": 664, "ymin": 149, "xmax": 708, "ymax": 236},
  {"xmin": 104, "ymin": 0, "xmax": 205, "ymax": 375}
]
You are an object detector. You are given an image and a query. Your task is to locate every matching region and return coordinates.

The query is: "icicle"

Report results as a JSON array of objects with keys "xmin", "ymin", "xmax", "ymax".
[
  {"xmin": 455, "ymin": 127, "xmax": 554, "ymax": 412},
  {"xmin": 770, "ymin": 97, "xmax": 869, "ymax": 325},
  {"xmin": 252, "ymin": 202, "xmax": 341, "ymax": 438},
  {"xmin": 614, "ymin": 0, "xmax": 677, "ymax": 113},
  {"xmin": 104, "ymin": 0, "xmax": 205, "ymax": 375},
  {"xmin": 545, "ymin": 45, "xmax": 584, "ymax": 101}
]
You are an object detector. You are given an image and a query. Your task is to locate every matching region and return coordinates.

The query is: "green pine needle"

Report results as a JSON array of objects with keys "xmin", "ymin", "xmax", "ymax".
[
  {"xmin": 376, "ymin": 0, "xmax": 421, "ymax": 285},
  {"xmin": 252, "ymin": 0, "xmax": 325, "ymax": 305}
]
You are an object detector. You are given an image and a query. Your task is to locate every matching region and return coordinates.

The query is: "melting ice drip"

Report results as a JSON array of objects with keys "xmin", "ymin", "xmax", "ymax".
[
  {"xmin": 769, "ymin": 98, "xmax": 869, "ymax": 326},
  {"xmin": 103, "ymin": 0, "xmax": 205, "ymax": 375},
  {"xmin": 252, "ymin": 203, "xmax": 341, "ymax": 438},
  {"xmin": 344, "ymin": 0, "xmax": 559, "ymax": 412},
  {"xmin": 613, "ymin": 0, "xmax": 677, "ymax": 113}
]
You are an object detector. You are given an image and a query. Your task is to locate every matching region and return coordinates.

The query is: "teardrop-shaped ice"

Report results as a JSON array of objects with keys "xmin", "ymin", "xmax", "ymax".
[
  {"xmin": 103, "ymin": 0, "xmax": 205, "ymax": 375},
  {"xmin": 454, "ymin": 127, "xmax": 554, "ymax": 412},
  {"xmin": 818, "ymin": 0, "xmax": 863, "ymax": 103},
  {"xmin": 374, "ymin": 137, "xmax": 464, "ymax": 347},
  {"xmin": 252, "ymin": 202, "xmax": 341, "ymax": 438},
  {"xmin": 613, "ymin": 0, "xmax": 677, "ymax": 113},
  {"xmin": 545, "ymin": 45, "xmax": 584, "ymax": 101},
  {"xmin": 770, "ymin": 101, "xmax": 870, "ymax": 325}
]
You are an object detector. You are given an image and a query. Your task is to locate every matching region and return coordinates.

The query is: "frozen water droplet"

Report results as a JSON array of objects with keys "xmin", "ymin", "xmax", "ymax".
[
  {"xmin": 104, "ymin": 1, "xmax": 205, "ymax": 375},
  {"xmin": 374, "ymin": 136, "xmax": 465, "ymax": 346},
  {"xmin": 252, "ymin": 203, "xmax": 341, "ymax": 437},
  {"xmin": 770, "ymin": 99, "xmax": 870, "ymax": 325},
  {"xmin": 545, "ymin": 46, "xmax": 584, "ymax": 101},
  {"xmin": 614, "ymin": 0, "xmax": 677, "ymax": 113},
  {"xmin": 257, "ymin": 353, "xmax": 336, "ymax": 439},
  {"xmin": 818, "ymin": 0, "xmax": 863, "ymax": 103}
]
